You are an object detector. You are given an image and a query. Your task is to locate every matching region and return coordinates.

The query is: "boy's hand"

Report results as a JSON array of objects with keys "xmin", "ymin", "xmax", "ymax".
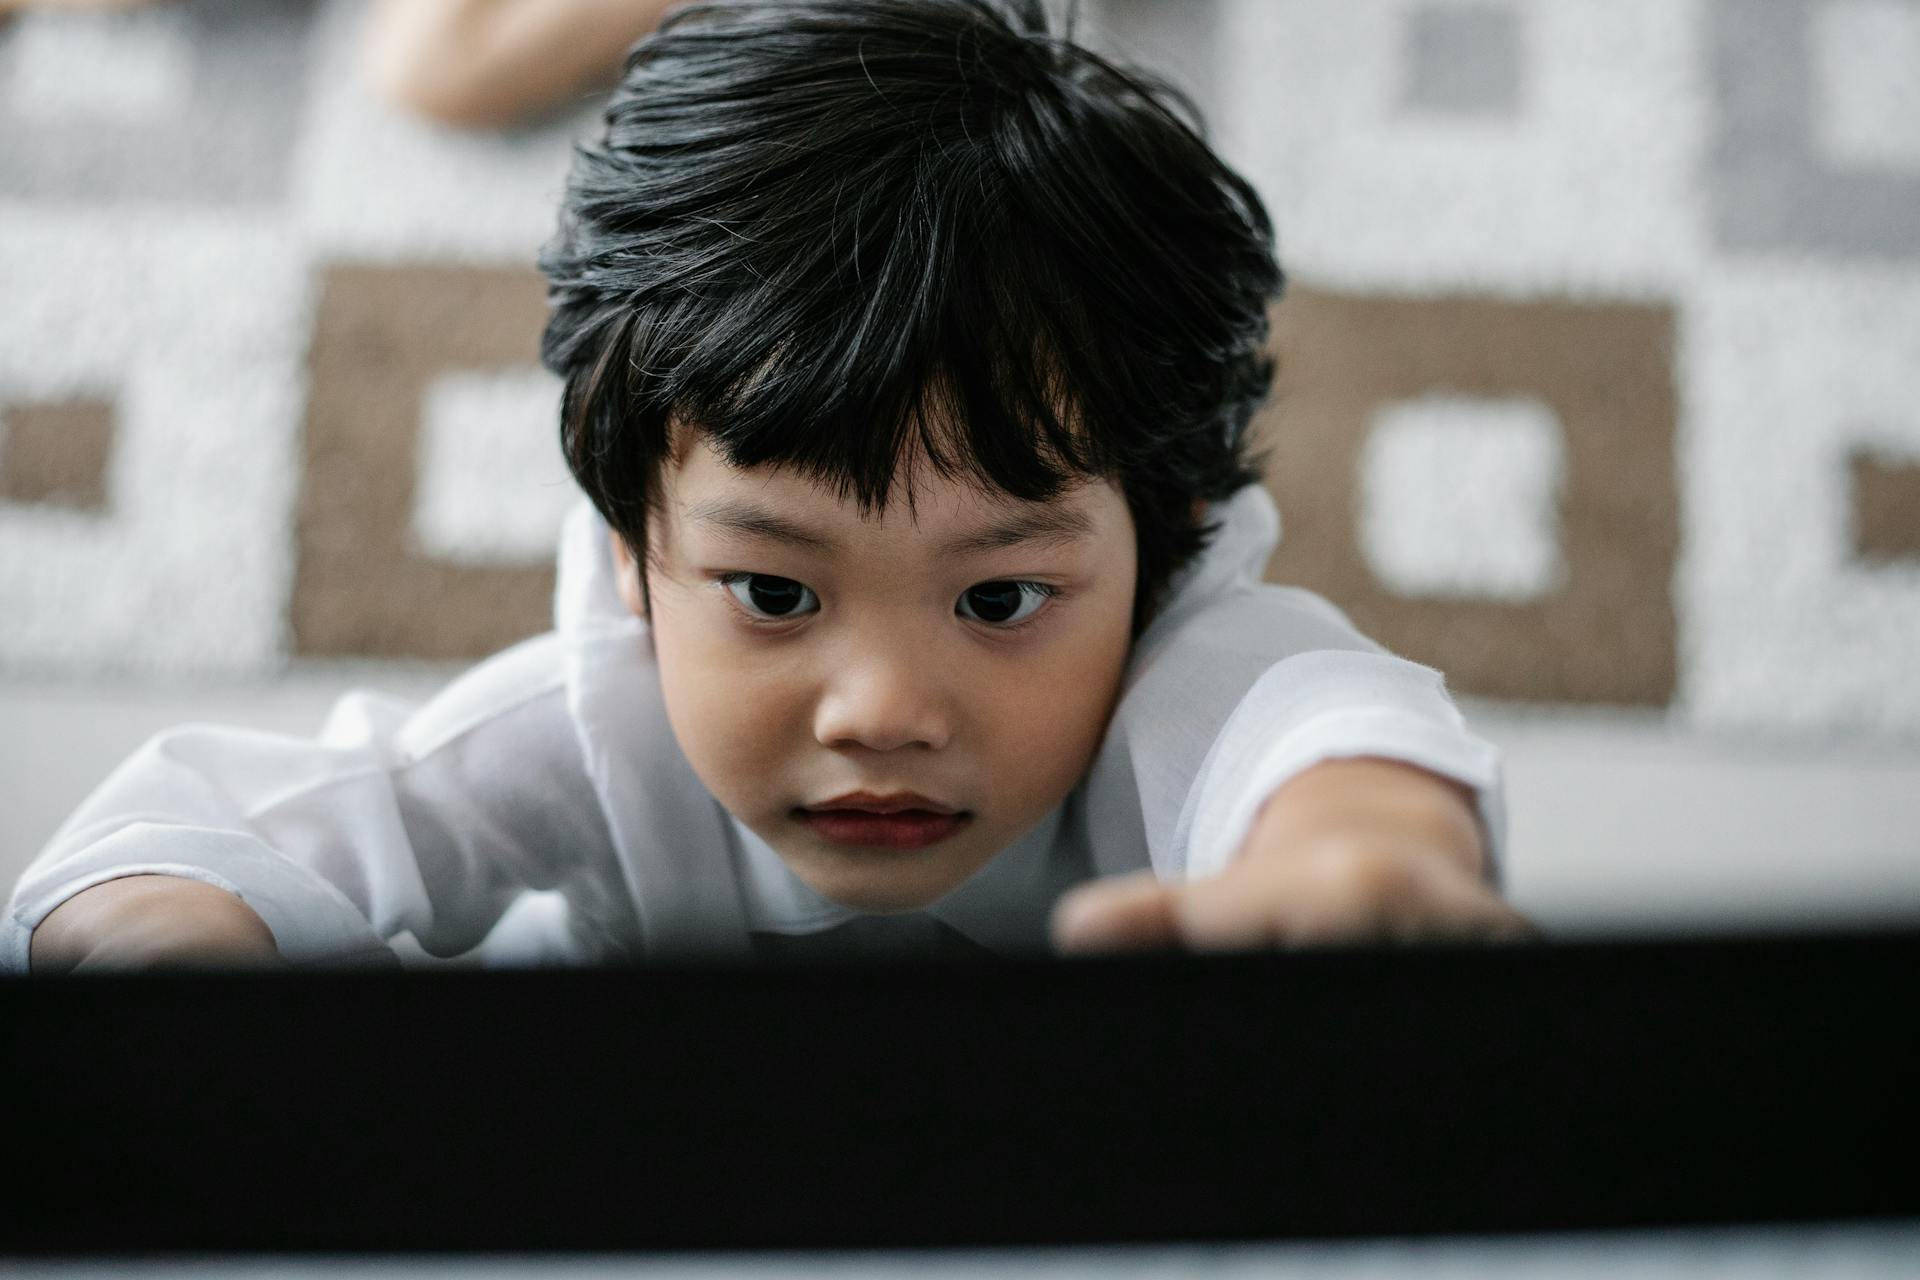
[
  {"xmin": 1051, "ymin": 757, "xmax": 1535, "ymax": 953},
  {"xmin": 29, "ymin": 874, "xmax": 286, "ymax": 974}
]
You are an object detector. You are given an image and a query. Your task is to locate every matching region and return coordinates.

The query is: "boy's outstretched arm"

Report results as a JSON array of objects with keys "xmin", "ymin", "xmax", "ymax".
[
  {"xmin": 1052, "ymin": 757, "xmax": 1534, "ymax": 953},
  {"xmin": 6, "ymin": 636, "xmax": 613, "ymax": 975},
  {"xmin": 29, "ymin": 874, "xmax": 286, "ymax": 974}
]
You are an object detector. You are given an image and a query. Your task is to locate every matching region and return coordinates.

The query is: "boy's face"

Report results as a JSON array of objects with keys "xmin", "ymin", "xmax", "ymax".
[{"xmin": 618, "ymin": 431, "xmax": 1138, "ymax": 913}]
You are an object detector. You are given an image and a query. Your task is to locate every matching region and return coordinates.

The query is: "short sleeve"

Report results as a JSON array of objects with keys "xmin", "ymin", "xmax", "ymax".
[{"xmin": 1174, "ymin": 649, "xmax": 1506, "ymax": 886}]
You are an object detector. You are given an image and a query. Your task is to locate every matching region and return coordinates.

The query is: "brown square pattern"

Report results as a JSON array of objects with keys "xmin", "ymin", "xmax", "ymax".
[
  {"xmin": 294, "ymin": 264, "xmax": 558, "ymax": 659},
  {"xmin": 1258, "ymin": 288, "xmax": 1679, "ymax": 705},
  {"xmin": 0, "ymin": 398, "xmax": 116, "ymax": 511},
  {"xmin": 1851, "ymin": 452, "xmax": 1920, "ymax": 563}
]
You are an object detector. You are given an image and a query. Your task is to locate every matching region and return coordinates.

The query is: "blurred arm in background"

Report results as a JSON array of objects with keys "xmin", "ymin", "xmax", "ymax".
[
  {"xmin": 362, "ymin": 0, "xmax": 682, "ymax": 130},
  {"xmin": 0, "ymin": 0, "xmax": 158, "ymax": 13}
]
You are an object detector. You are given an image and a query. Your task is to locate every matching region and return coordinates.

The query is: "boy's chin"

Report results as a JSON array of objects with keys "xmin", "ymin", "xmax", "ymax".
[{"xmin": 776, "ymin": 841, "xmax": 983, "ymax": 916}]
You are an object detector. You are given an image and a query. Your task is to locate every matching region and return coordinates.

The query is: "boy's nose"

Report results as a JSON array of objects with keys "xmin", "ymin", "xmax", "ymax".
[{"xmin": 812, "ymin": 652, "xmax": 954, "ymax": 753}]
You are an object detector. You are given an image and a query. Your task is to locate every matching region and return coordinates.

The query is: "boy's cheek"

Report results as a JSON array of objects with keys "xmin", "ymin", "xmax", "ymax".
[{"xmin": 976, "ymin": 646, "xmax": 1130, "ymax": 817}]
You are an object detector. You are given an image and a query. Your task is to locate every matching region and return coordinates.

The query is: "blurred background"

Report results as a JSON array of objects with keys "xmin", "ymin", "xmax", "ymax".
[{"xmin": 2, "ymin": 0, "xmax": 1918, "ymax": 945}]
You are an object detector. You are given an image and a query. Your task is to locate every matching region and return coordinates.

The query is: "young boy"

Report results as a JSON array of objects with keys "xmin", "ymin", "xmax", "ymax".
[{"xmin": 9, "ymin": 0, "xmax": 1530, "ymax": 973}]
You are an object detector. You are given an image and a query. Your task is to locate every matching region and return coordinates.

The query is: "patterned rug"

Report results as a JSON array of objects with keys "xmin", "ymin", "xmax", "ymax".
[{"xmin": 1, "ymin": 0, "xmax": 1916, "ymax": 742}]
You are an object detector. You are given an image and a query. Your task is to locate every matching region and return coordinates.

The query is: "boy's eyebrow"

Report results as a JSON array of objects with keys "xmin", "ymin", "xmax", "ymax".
[{"xmin": 683, "ymin": 497, "xmax": 1096, "ymax": 556}]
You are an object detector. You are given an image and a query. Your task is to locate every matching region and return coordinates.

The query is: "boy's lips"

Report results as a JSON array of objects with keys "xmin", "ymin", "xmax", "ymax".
[
  {"xmin": 796, "ymin": 808, "xmax": 971, "ymax": 850},
  {"xmin": 803, "ymin": 790, "xmax": 962, "ymax": 816}
]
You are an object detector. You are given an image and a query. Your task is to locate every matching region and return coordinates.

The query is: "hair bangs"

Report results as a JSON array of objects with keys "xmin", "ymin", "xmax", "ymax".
[{"xmin": 642, "ymin": 169, "xmax": 1113, "ymax": 522}]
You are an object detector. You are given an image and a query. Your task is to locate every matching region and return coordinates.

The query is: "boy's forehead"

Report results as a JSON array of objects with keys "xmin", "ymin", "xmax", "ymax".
[{"xmin": 664, "ymin": 430, "xmax": 1119, "ymax": 552}]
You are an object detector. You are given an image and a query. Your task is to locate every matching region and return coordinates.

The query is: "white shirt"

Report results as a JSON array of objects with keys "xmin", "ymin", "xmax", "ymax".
[{"xmin": 3, "ymin": 486, "xmax": 1504, "ymax": 971}]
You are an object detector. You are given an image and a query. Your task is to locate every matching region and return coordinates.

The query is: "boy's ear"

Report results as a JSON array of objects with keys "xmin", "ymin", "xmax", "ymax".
[{"xmin": 608, "ymin": 531, "xmax": 649, "ymax": 619}]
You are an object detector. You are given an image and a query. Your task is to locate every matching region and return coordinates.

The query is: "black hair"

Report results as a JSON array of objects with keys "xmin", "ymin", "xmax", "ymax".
[{"xmin": 539, "ymin": 0, "xmax": 1283, "ymax": 637}]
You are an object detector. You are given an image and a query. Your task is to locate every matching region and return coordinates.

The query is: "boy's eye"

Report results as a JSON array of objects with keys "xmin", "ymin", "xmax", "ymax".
[
  {"xmin": 717, "ymin": 575, "xmax": 1055, "ymax": 628},
  {"xmin": 955, "ymin": 581, "xmax": 1056, "ymax": 627},
  {"xmin": 720, "ymin": 573, "xmax": 819, "ymax": 620}
]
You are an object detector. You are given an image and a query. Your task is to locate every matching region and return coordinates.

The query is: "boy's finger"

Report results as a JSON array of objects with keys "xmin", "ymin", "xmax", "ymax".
[
  {"xmin": 1166, "ymin": 873, "xmax": 1290, "ymax": 952},
  {"xmin": 1050, "ymin": 872, "xmax": 1181, "ymax": 954},
  {"xmin": 1389, "ymin": 866, "xmax": 1542, "ymax": 945}
]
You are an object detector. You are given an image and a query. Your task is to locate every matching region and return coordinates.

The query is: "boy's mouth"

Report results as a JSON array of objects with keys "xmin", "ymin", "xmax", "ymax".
[
  {"xmin": 795, "ymin": 808, "xmax": 972, "ymax": 851},
  {"xmin": 804, "ymin": 790, "xmax": 961, "ymax": 816}
]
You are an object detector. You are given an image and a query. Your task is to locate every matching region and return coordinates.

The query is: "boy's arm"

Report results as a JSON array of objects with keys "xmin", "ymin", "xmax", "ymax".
[
  {"xmin": 1054, "ymin": 756, "xmax": 1531, "ymax": 951},
  {"xmin": 1056, "ymin": 593, "xmax": 1528, "ymax": 952},
  {"xmin": 29, "ymin": 874, "xmax": 285, "ymax": 974},
  {"xmin": 6, "ymin": 638, "xmax": 612, "ymax": 974},
  {"xmin": 7, "ymin": 719, "xmax": 409, "ymax": 974}
]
